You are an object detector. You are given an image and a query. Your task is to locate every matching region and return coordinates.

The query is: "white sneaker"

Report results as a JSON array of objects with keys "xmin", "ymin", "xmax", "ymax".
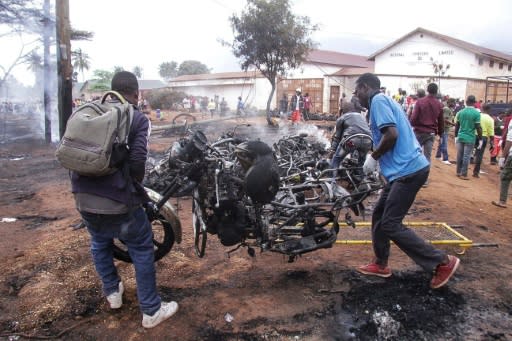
[
  {"xmin": 106, "ymin": 282, "xmax": 124, "ymax": 309},
  {"xmin": 142, "ymin": 301, "xmax": 179, "ymax": 328},
  {"xmin": 442, "ymin": 160, "xmax": 451, "ymax": 165}
]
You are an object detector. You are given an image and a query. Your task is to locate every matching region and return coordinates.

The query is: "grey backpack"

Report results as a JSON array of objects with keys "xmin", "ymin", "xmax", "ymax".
[{"xmin": 55, "ymin": 91, "xmax": 134, "ymax": 176}]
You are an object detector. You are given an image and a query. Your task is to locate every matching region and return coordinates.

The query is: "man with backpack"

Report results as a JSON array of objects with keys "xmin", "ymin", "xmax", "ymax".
[{"xmin": 69, "ymin": 71, "xmax": 178, "ymax": 328}]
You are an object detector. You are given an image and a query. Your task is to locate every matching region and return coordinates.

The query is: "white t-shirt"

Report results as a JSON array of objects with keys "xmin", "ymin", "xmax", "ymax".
[{"xmin": 507, "ymin": 119, "xmax": 512, "ymax": 156}]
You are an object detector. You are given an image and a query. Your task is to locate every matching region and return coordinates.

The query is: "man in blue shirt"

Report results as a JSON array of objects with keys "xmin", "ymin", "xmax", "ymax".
[{"xmin": 355, "ymin": 73, "xmax": 460, "ymax": 289}]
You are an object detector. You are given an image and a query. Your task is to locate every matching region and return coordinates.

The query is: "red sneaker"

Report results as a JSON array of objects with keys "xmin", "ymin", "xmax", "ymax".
[
  {"xmin": 357, "ymin": 262, "xmax": 392, "ymax": 278},
  {"xmin": 430, "ymin": 255, "xmax": 460, "ymax": 289}
]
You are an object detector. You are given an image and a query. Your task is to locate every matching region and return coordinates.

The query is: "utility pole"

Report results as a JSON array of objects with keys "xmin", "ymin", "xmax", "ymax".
[
  {"xmin": 56, "ymin": 0, "xmax": 72, "ymax": 139},
  {"xmin": 43, "ymin": 0, "xmax": 52, "ymax": 143}
]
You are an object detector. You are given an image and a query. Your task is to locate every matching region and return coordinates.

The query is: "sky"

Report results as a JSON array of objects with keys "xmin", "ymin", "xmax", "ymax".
[{"xmin": 2, "ymin": 0, "xmax": 512, "ymax": 85}]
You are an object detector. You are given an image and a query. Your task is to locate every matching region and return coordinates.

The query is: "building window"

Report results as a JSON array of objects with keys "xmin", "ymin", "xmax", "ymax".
[
  {"xmin": 478, "ymin": 58, "xmax": 483, "ymax": 65},
  {"xmin": 490, "ymin": 60, "xmax": 494, "ymax": 68},
  {"xmin": 499, "ymin": 63, "xmax": 503, "ymax": 69},
  {"xmin": 509, "ymin": 65, "xmax": 512, "ymax": 71}
]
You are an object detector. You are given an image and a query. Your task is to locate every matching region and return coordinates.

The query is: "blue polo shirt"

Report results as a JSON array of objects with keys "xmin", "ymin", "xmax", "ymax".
[{"xmin": 369, "ymin": 93, "xmax": 429, "ymax": 182}]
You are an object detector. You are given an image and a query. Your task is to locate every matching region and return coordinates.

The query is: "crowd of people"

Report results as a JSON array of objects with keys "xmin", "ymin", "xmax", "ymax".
[
  {"xmin": 333, "ymin": 80, "xmax": 512, "ymax": 204},
  {"xmin": 65, "ymin": 70, "xmax": 511, "ymax": 329},
  {"xmin": 181, "ymin": 95, "xmax": 229, "ymax": 117}
]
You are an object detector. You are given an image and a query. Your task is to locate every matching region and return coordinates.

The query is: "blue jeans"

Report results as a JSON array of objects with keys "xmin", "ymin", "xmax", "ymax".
[
  {"xmin": 371, "ymin": 167, "xmax": 445, "ymax": 272},
  {"xmin": 456, "ymin": 141, "xmax": 473, "ymax": 177},
  {"xmin": 81, "ymin": 207, "xmax": 161, "ymax": 315},
  {"xmin": 435, "ymin": 133, "xmax": 449, "ymax": 161}
]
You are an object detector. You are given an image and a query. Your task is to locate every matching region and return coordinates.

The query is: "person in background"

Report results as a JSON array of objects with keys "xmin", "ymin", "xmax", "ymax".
[
  {"xmin": 329, "ymin": 101, "xmax": 372, "ymax": 175},
  {"xmin": 290, "ymin": 88, "xmax": 304, "ymax": 124},
  {"xmin": 454, "ymin": 95, "xmax": 482, "ymax": 180},
  {"xmin": 435, "ymin": 98, "xmax": 456, "ymax": 165},
  {"xmin": 71, "ymin": 71, "xmax": 179, "ymax": 328},
  {"xmin": 207, "ymin": 98, "xmax": 215, "ymax": 118},
  {"xmin": 279, "ymin": 94, "xmax": 288, "ymax": 116},
  {"xmin": 409, "ymin": 83, "xmax": 444, "ymax": 186},
  {"xmin": 303, "ymin": 92, "xmax": 312, "ymax": 121},
  {"xmin": 339, "ymin": 92, "xmax": 346, "ymax": 115},
  {"xmin": 236, "ymin": 96, "xmax": 245, "ymax": 116},
  {"xmin": 472, "ymin": 104, "xmax": 494, "ymax": 177},
  {"xmin": 491, "ymin": 117, "xmax": 512, "ymax": 208},
  {"xmin": 220, "ymin": 97, "xmax": 228, "ymax": 116},
  {"xmin": 354, "ymin": 72, "xmax": 460, "ymax": 289},
  {"xmin": 490, "ymin": 111, "xmax": 505, "ymax": 165}
]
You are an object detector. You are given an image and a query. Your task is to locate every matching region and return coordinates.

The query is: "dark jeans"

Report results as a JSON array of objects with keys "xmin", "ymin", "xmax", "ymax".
[
  {"xmin": 500, "ymin": 157, "xmax": 512, "ymax": 203},
  {"xmin": 415, "ymin": 132, "xmax": 435, "ymax": 163},
  {"xmin": 81, "ymin": 207, "xmax": 161, "ymax": 315},
  {"xmin": 372, "ymin": 167, "xmax": 445, "ymax": 272},
  {"xmin": 472, "ymin": 137, "xmax": 488, "ymax": 176}
]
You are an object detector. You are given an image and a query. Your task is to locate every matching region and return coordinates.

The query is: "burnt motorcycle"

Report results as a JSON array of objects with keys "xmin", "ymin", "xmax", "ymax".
[{"xmin": 113, "ymin": 129, "xmax": 382, "ymax": 263}]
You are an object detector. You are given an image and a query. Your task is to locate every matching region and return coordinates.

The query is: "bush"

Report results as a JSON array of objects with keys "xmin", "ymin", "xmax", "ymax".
[{"xmin": 146, "ymin": 89, "xmax": 187, "ymax": 110}]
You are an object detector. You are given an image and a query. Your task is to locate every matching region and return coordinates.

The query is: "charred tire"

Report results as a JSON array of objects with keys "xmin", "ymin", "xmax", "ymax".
[
  {"xmin": 192, "ymin": 198, "xmax": 207, "ymax": 258},
  {"xmin": 113, "ymin": 214, "xmax": 175, "ymax": 263}
]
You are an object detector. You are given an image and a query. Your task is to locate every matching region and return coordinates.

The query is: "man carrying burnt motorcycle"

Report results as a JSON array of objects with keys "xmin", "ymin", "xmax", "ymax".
[
  {"xmin": 355, "ymin": 73, "xmax": 460, "ymax": 289},
  {"xmin": 329, "ymin": 100, "xmax": 373, "ymax": 181},
  {"xmin": 70, "ymin": 71, "xmax": 179, "ymax": 327}
]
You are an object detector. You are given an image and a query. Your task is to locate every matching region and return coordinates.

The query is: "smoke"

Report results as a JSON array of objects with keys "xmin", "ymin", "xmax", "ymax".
[{"xmin": 0, "ymin": 0, "xmax": 59, "ymax": 144}]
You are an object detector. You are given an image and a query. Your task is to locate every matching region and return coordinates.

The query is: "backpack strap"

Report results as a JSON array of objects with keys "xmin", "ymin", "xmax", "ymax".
[{"xmin": 101, "ymin": 90, "xmax": 127, "ymax": 104}]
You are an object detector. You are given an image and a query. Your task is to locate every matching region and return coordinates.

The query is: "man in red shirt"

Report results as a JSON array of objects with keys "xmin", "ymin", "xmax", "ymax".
[{"xmin": 410, "ymin": 83, "xmax": 444, "ymax": 186}]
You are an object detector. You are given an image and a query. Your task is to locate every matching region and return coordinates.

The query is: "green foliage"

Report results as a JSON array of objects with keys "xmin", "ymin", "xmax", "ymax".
[
  {"xmin": 228, "ymin": 0, "xmax": 317, "ymax": 123},
  {"xmin": 71, "ymin": 48, "xmax": 91, "ymax": 82},
  {"xmin": 159, "ymin": 61, "xmax": 178, "ymax": 80},
  {"xmin": 146, "ymin": 89, "xmax": 187, "ymax": 110},
  {"xmin": 89, "ymin": 69, "xmax": 113, "ymax": 91},
  {"xmin": 229, "ymin": 0, "xmax": 317, "ymax": 80},
  {"xmin": 177, "ymin": 60, "xmax": 210, "ymax": 76}
]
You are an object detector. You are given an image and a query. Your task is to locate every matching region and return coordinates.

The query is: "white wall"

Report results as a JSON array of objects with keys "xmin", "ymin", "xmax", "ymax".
[
  {"xmin": 375, "ymin": 34, "xmax": 474, "ymax": 78},
  {"xmin": 374, "ymin": 32, "xmax": 512, "ymax": 80},
  {"xmin": 170, "ymin": 77, "xmax": 275, "ymax": 111}
]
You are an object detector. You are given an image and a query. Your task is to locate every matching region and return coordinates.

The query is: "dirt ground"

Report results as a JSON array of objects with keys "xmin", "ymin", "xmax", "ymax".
[{"xmin": 0, "ymin": 111, "xmax": 511, "ymax": 341}]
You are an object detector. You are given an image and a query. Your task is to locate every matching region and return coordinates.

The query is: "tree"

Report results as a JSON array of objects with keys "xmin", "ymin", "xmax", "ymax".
[
  {"xmin": 0, "ymin": 0, "xmax": 44, "ymax": 37},
  {"xmin": 71, "ymin": 48, "xmax": 91, "ymax": 82},
  {"xmin": 70, "ymin": 27, "xmax": 94, "ymax": 41},
  {"xmin": 159, "ymin": 61, "xmax": 178, "ymax": 81},
  {"xmin": 428, "ymin": 57, "xmax": 450, "ymax": 94},
  {"xmin": 113, "ymin": 66, "xmax": 125, "ymax": 74},
  {"xmin": 89, "ymin": 69, "xmax": 113, "ymax": 92},
  {"xmin": 0, "ymin": 0, "xmax": 43, "ymax": 90},
  {"xmin": 229, "ymin": 0, "xmax": 317, "ymax": 125},
  {"xmin": 177, "ymin": 60, "xmax": 210, "ymax": 76},
  {"xmin": 132, "ymin": 66, "xmax": 143, "ymax": 79}
]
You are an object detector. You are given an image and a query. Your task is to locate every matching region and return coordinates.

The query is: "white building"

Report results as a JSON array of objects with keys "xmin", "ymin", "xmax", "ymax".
[
  {"xmin": 167, "ymin": 28, "xmax": 512, "ymax": 114},
  {"xmin": 367, "ymin": 27, "xmax": 512, "ymax": 101},
  {"xmin": 168, "ymin": 50, "xmax": 372, "ymax": 114},
  {"xmin": 168, "ymin": 71, "xmax": 270, "ymax": 112}
]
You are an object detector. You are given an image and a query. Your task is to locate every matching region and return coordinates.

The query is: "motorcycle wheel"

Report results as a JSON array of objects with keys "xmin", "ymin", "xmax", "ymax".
[
  {"xmin": 192, "ymin": 197, "xmax": 207, "ymax": 258},
  {"xmin": 113, "ymin": 213, "xmax": 175, "ymax": 263}
]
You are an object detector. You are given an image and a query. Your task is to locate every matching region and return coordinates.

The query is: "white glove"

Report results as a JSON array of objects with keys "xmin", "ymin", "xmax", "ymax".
[
  {"xmin": 476, "ymin": 139, "xmax": 483, "ymax": 150},
  {"xmin": 498, "ymin": 157, "xmax": 505, "ymax": 168},
  {"xmin": 363, "ymin": 154, "xmax": 378, "ymax": 174}
]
